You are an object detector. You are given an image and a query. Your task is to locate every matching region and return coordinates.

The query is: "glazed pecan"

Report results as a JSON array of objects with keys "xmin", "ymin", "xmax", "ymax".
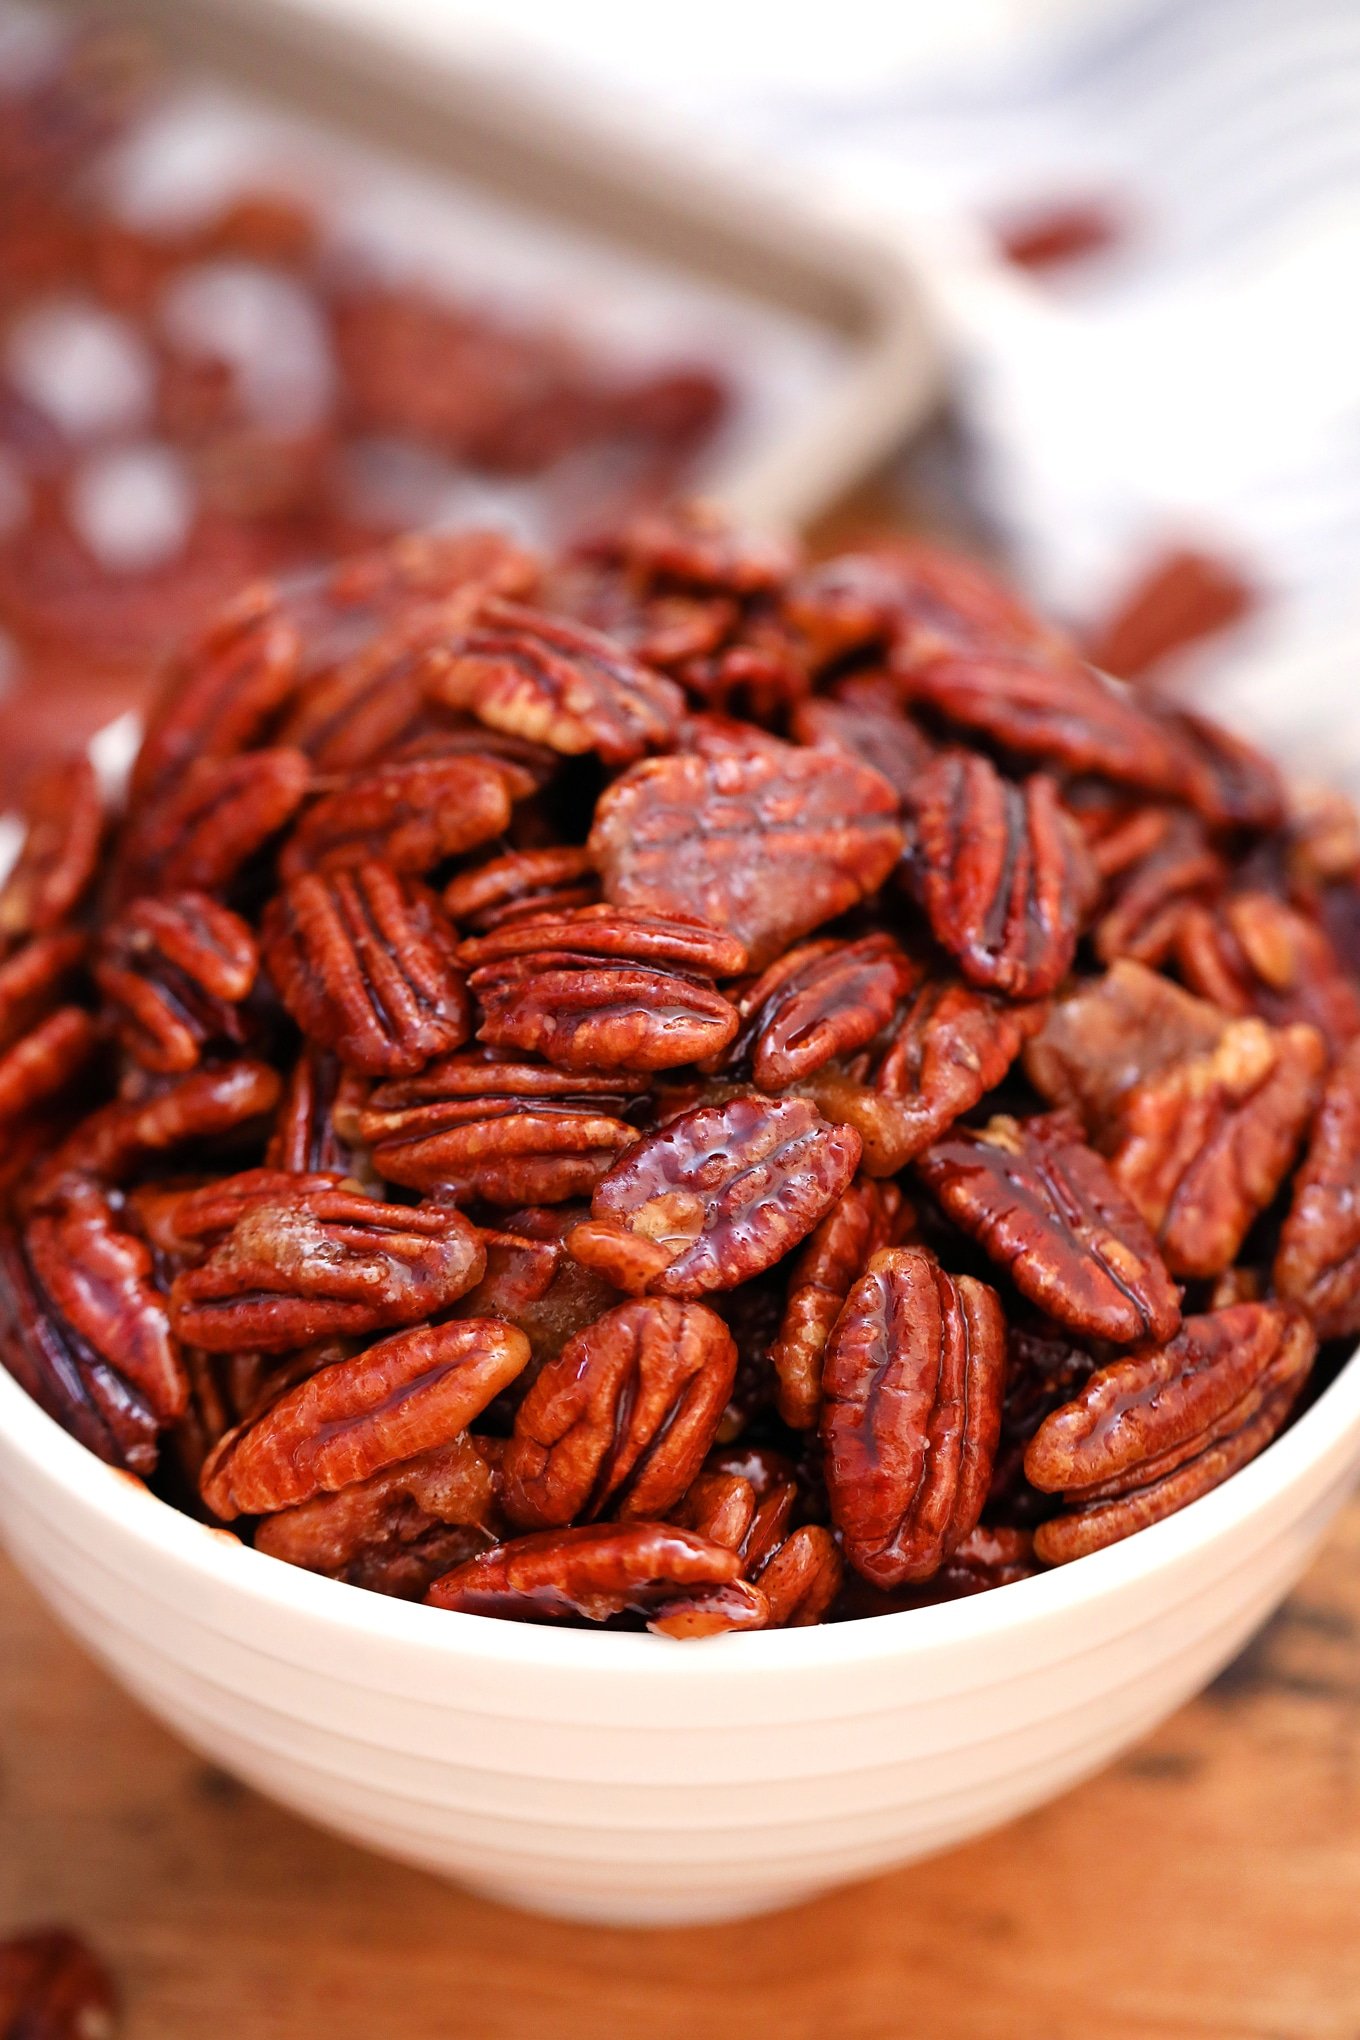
[
  {"xmin": 254, "ymin": 1431, "xmax": 500, "ymax": 1595},
  {"xmin": 425, "ymin": 599, "xmax": 684, "ymax": 763},
  {"xmin": 359, "ymin": 1052, "xmax": 642, "ymax": 1204},
  {"xmin": 1169, "ymin": 706, "xmax": 1285, "ymax": 835},
  {"xmin": 443, "ymin": 846, "xmax": 598, "ymax": 933},
  {"xmin": 756, "ymin": 1524, "xmax": 843, "ymax": 1628},
  {"xmin": 169, "ymin": 1188, "xmax": 485, "ymax": 1351},
  {"xmin": 0, "ymin": 931, "xmax": 96, "ymax": 1131},
  {"xmin": 1275, "ymin": 1036, "xmax": 1360, "ymax": 1336},
  {"xmin": 1090, "ymin": 807, "xmax": 1225, "ymax": 967},
  {"xmin": 915, "ymin": 1111, "xmax": 1181, "ymax": 1346},
  {"xmin": 26, "ymin": 1175, "xmax": 186, "ymax": 1423},
  {"xmin": 461, "ymin": 904, "xmax": 744, "ymax": 1074},
  {"xmin": 790, "ymin": 672, "xmax": 934, "ymax": 806},
  {"xmin": 262, "ymin": 861, "xmax": 468, "ymax": 1076},
  {"xmin": 0, "ymin": 1928, "xmax": 117, "ymax": 2040},
  {"xmin": 37, "ymin": 1059, "xmax": 282, "ymax": 1191},
  {"xmin": 769, "ymin": 1178, "xmax": 902, "ymax": 1428},
  {"xmin": 1027, "ymin": 1303, "xmax": 1315, "ymax": 1562},
  {"xmin": 1027, "ymin": 962, "xmax": 1326, "ymax": 1277},
  {"xmin": 0, "ymin": 755, "xmax": 102, "ymax": 949},
  {"xmin": 896, "ymin": 643, "xmax": 1195, "ymax": 798},
  {"xmin": 95, "ymin": 892, "xmax": 257, "ymax": 1072},
  {"xmin": 129, "ymin": 1168, "xmax": 347, "ymax": 1261},
  {"xmin": 267, "ymin": 1046, "xmax": 371, "ymax": 1178},
  {"xmin": 453, "ymin": 1207, "xmax": 619, "ymax": 1371},
  {"xmin": 201, "ymin": 1316, "xmax": 528, "ymax": 1516},
  {"xmin": 719, "ymin": 933, "xmax": 918, "ymax": 1091},
  {"xmin": 424, "ymin": 1520, "xmax": 757, "ymax": 1633},
  {"xmin": 279, "ymin": 753, "xmax": 516, "ymax": 879},
  {"xmin": 821, "ymin": 1247, "xmax": 1007, "ymax": 1587},
  {"xmin": 589, "ymin": 738, "xmax": 903, "ymax": 970},
  {"xmin": 502, "ymin": 1297, "xmax": 736, "ymax": 1528},
  {"xmin": 601, "ymin": 502, "xmax": 796, "ymax": 596},
  {"xmin": 573, "ymin": 1092, "xmax": 861, "ymax": 1296},
  {"xmin": 907, "ymin": 750, "xmax": 1094, "ymax": 999},
  {"xmin": 1175, "ymin": 890, "xmax": 1360, "ymax": 1059},
  {"xmin": 116, "ymin": 747, "xmax": 311, "ymax": 900}
]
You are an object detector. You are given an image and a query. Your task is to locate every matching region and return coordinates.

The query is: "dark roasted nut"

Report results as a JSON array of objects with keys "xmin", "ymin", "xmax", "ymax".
[
  {"xmin": 26, "ymin": 1175, "xmax": 186, "ymax": 1423},
  {"xmin": 424, "ymin": 1520, "xmax": 748, "ymax": 1631},
  {"xmin": 267, "ymin": 1047, "xmax": 372, "ymax": 1178},
  {"xmin": 863, "ymin": 979, "xmax": 1049, "ymax": 1167},
  {"xmin": 1027, "ymin": 962, "xmax": 1327, "ymax": 1277},
  {"xmin": 359, "ymin": 1052, "xmax": 642, "ymax": 1204},
  {"xmin": 720, "ymin": 933, "xmax": 918, "ymax": 1091},
  {"xmin": 907, "ymin": 751, "xmax": 1094, "ymax": 998},
  {"xmin": 915, "ymin": 1111, "xmax": 1181, "ymax": 1346},
  {"xmin": 1027, "ymin": 1303, "xmax": 1315, "ymax": 1562},
  {"xmin": 589, "ymin": 738, "xmax": 903, "ymax": 970},
  {"xmin": 116, "ymin": 748, "xmax": 311, "ymax": 899},
  {"xmin": 0, "ymin": 755, "xmax": 102, "ymax": 949},
  {"xmin": 756, "ymin": 1524, "xmax": 843, "ymax": 1628},
  {"xmin": 95, "ymin": 892, "xmax": 257, "ymax": 1072},
  {"xmin": 896, "ymin": 643, "xmax": 1196, "ymax": 798},
  {"xmin": 574, "ymin": 1093, "xmax": 861, "ymax": 1296},
  {"xmin": 169, "ymin": 1188, "xmax": 485, "ymax": 1351},
  {"xmin": 821, "ymin": 1246, "xmax": 1007, "ymax": 1587},
  {"xmin": 279, "ymin": 753, "xmax": 516, "ymax": 879},
  {"xmin": 443, "ymin": 846, "xmax": 599, "ymax": 932},
  {"xmin": 262, "ymin": 861, "xmax": 468, "ymax": 1077},
  {"xmin": 36, "ymin": 1059, "xmax": 282, "ymax": 1191},
  {"xmin": 1176, "ymin": 891, "xmax": 1360, "ymax": 1059},
  {"xmin": 201, "ymin": 1317, "xmax": 528, "ymax": 1516},
  {"xmin": 1275, "ymin": 1036, "xmax": 1360, "ymax": 1336},
  {"xmin": 461, "ymin": 905, "xmax": 744, "ymax": 1074},
  {"xmin": 254, "ymin": 1431, "xmax": 500, "ymax": 1595},
  {"xmin": 424, "ymin": 599, "xmax": 684, "ymax": 763},
  {"xmin": 0, "ymin": 1927, "xmax": 118, "ymax": 2040},
  {"xmin": 769, "ymin": 1178, "xmax": 902, "ymax": 1428},
  {"xmin": 502, "ymin": 1297, "xmax": 736, "ymax": 1528},
  {"xmin": 1090, "ymin": 807, "xmax": 1225, "ymax": 967}
]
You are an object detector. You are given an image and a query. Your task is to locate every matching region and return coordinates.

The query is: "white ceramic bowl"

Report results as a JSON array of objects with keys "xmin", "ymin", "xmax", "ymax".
[{"xmin": 3, "ymin": 1349, "xmax": 1360, "ymax": 1926}]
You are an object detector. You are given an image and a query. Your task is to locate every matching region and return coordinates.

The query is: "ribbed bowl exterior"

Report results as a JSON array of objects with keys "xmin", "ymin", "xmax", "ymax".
[{"xmin": 3, "ymin": 1359, "xmax": 1359, "ymax": 1926}]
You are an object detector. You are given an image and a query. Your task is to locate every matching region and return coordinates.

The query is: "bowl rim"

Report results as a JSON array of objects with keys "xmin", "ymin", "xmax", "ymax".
[{"xmin": 3, "ymin": 1336, "xmax": 1359, "ymax": 1677}]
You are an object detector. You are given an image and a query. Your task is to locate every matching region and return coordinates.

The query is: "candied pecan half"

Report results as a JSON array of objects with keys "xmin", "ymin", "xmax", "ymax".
[
  {"xmin": 169, "ymin": 1188, "xmax": 485, "ymax": 1351},
  {"xmin": 131, "ymin": 1168, "xmax": 347, "ymax": 1261},
  {"xmin": 0, "ymin": 931, "xmax": 96, "ymax": 1131},
  {"xmin": 26, "ymin": 1176, "xmax": 186, "ymax": 1423},
  {"xmin": 907, "ymin": 751, "xmax": 1094, "ymax": 998},
  {"xmin": 453, "ymin": 1208, "xmax": 619, "ymax": 1371},
  {"xmin": 37, "ymin": 1059, "xmax": 282, "ymax": 1190},
  {"xmin": 261, "ymin": 861, "xmax": 468, "ymax": 1077},
  {"xmin": 1091, "ymin": 807, "xmax": 1225, "ymax": 967},
  {"xmin": 896, "ymin": 644, "xmax": 1194, "ymax": 798},
  {"xmin": 443, "ymin": 846, "xmax": 598, "ymax": 933},
  {"xmin": 821, "ymin": 1247, "xmax": 1007, "ymax": 1587},
  {"xmin": 1085, "ymin": 546, "xmax": 1255, "ymax": 681},
  {"xmin": 863, "ymin": 978, "xmax": 1048, "ymax": 1167},
  {"xmin": 915, "ymin": 1111, "xmax": 1181, "ymax": 1346},
  {"xmin": 1275, "ymin": 1036, "xmax": 1360, "ymax": 1336},
  {"xmin": 425, "ymin": 599, "xmax": 684, "ymax": 764},
  {"xmin": 201, "ymin": 1317, "xmax": 528, "ymax": 1517},
  {"xmin": 0, "ymin": 755, "xmax": 102, "ymax": 949},
  {"xmin": 1027, "ymin": 962, "xmax": 1326, "ymax": 1277},
  {"xmin": 95, "ymin": 892, "xmax": 257, "ymax": 1073},
  {"xmin": 756, "ymin": 1524, "xmax": 843, "ymax": 1628},
  {"xmin": 1027, "ymin": 1303, "xmax": 1315, "ymax": 1562},
  {"xmin": 1175, "ymin": 891, "xmax": 1360, "ymax": 1059},
  {"xmin": 116, "ymin": 747, "xmax": 311, "ymax": 899},
  {"xmin": 720, "ymin": 933, "xmax": 918, "ymax": 1091},
  {"xmin": 769, "ymin": 1178, "xmax": 902, "ymax": 1428},
  {"xmin": 279, "ymin": 753, "xmax": 516, "ymax": 879},
  {"xmin": 589, "ymin": 739, "xmax": 903, "ymax": 970},
  {"xmin": 502, "ymin": 1297, "xmax": 736, "ymax": 1529},
  {"xmin": 359, "ymin": 1052, "xmax": 642, "ymax": 1205},
  {"xmin": 1167, "ymin": 706, "xmax": 1284, "ymax": 835},
  {"xmin": 425, "ymin": 1520, "xmax": 751, "ymax": 1632},
  {"xmin": 254, "ymin": 1431, "xmax": 501, "ymax": 1594},
  {"xmin": 790, "ymin": 674, "xmax": 934, "ymax": 807},
  {"xmin": 0, "ymin": 1927, "xmax": 117, "ymax": 2040},
  {"xmin": 462, "ymin": 905, "xmax": 744, "ymax": 1074},
  {"xmin": 0, "ymin": 1222, "xmax": 160, "ymax": 1473},
  {"xmin": 267, "ymin": 1047, "xmax": 371, "ymax": 1178},
  {"xmin": 600, "ymin": 502, "xmax": 797, "ymax": 596},
  {"xmin": 574, "ymin": 1093, "xmax": 861, "ymax": 1296}
]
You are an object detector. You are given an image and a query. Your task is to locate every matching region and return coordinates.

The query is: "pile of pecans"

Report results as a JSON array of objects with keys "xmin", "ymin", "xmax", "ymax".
[{"xmin": 3, "ymin": 504, "xmax": 1359, "ymax": 1635}]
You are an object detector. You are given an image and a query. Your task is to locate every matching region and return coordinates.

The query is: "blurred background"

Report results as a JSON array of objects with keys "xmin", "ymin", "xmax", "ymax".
[{"xmin": 4, "ymin": 0, "xmax": 1357, "ymax": 808}]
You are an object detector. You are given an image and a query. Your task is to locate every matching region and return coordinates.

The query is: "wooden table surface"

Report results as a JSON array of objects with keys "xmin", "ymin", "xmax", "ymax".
[{"xmin": 4, "ymin": 1498, "xmax": 1360, "ymax": 2040}]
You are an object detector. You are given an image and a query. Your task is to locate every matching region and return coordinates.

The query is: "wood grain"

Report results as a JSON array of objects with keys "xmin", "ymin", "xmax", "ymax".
[{"xmin": 4, "ymin": 1502, "xmax": 1360, "ymax": 2040}]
